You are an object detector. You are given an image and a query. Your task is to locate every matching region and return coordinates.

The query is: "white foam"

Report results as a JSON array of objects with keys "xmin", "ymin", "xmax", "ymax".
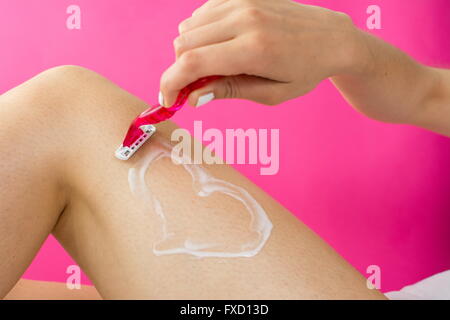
[{"xmin": 128, "ymin": 139, "xmax": 273, "ymax": 258}]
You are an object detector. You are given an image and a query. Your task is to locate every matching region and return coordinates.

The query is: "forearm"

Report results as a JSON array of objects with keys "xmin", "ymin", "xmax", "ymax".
[{"xmin": 332, "ymin": 29, "xmax": 450, "ymax": 136}]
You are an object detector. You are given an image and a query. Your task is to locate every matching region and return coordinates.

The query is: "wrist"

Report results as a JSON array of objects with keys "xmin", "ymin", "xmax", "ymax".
[{"xmin": 331, "ymin": 21, "xmax": 375, "ymax": 78}]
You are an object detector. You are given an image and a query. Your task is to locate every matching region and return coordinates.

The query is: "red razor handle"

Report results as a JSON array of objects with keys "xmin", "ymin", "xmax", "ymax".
[{"xmin": 121, "ymin": 75, "xmax": 221, "ymax": 148}]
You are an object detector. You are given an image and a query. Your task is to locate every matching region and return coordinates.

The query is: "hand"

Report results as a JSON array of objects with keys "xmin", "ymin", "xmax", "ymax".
[{"xmin": 159, "ymin": 0, "xmax": 364, "ymax": 108}]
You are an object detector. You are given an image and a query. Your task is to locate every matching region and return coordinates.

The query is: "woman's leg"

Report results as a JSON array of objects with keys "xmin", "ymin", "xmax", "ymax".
[{"xmin": 0, "ymin": 66, "xmax": 385, "ymax": 299}]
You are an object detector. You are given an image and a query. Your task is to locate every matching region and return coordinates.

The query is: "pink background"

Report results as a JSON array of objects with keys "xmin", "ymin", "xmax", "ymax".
[{"xmin": 1, "ymin": 0, "xmax": 449, "ymax": 293}]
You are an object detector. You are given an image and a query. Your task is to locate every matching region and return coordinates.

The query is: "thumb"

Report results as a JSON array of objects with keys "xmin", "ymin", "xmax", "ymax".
[{"xmin": 187, "ymin": 75, "xmax": 286, "ymax": 107}]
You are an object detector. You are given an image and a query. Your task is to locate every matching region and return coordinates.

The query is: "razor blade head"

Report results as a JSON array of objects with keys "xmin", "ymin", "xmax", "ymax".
[{"xmin": 115, "ymin": 125, "xmax": 156, "ymax": 161}]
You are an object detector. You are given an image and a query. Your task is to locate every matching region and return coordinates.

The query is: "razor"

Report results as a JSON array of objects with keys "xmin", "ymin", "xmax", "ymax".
[{"xmin": 115, "ymin": 75, "xmax": 221, "ymax": 161}]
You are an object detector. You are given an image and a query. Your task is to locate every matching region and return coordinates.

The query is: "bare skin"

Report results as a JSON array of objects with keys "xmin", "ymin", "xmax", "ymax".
[
  {"xmin": 0, "ymin": 66, "xmax": 384, "ymax": 300},
  {"xmin": 160, "ymin": 0, "xmax": 450, "ymax": 137}
]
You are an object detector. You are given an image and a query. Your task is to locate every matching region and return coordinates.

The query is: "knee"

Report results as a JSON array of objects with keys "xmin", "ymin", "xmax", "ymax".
[
  {"xmin": 39, "ymin": 64, "xmax": 94, "ymax": 80},
  {"xmin": 38, "ymin": 65, "xmax": 146, "ymax": 117},
  {"xmin": 2, "ymin": 65, "xmax": 146, "ymax": 126},
  {"xmin": 32, "ymin": 65, "xmax": 108, "ymax": 108},
  {"xmin": 1, "ymin": 65, "xmax": 101, "ymax": 114},
  {"xmin": 1, "ymin": 65, "xmax": 148, "ymax": 165},
  {"xmin": 0, "ymin": 65, "xmax": 102, "ymax": 152}
]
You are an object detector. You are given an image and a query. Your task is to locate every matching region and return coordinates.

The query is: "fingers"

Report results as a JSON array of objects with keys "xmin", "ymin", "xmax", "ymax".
[
  {"xmin": 162, "ymin": 0, "xmax": 285, "ymax": 107},
  {"xmin": 160, "ymin": 40, "xmax": 255, "ymax": 107},
  {"xmin": 174, "ymin": 19, "xmax": 237, "ymax": 59},
  {"xmin": 191, "ymin": 0, "xmax": 230, "ymax": 17},
  {"xmin": 179, "ymin": 1, "xmax": 234, "ymax": 34},
  {"xmin": 187, "ymin": 75, "xmax": 288, "ymax": 107}
]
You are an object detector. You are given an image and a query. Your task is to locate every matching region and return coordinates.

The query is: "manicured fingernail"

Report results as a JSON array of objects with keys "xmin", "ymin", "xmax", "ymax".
[
  {"xmin": 196, "ymin": 92, "xmax": 215, "ymax": 108},
  {"xmin": 158, "ymin": 91, "xmax": 165, "ymax": 107}
]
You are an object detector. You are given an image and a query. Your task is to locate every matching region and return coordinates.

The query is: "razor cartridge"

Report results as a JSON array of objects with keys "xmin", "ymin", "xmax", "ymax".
[{"xmin": 115, "ymin": 124, "xmax": 156, "ymax": 160}]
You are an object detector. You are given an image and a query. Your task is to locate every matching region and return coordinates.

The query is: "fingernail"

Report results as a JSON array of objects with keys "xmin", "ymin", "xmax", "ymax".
[
  {"xmin": 196, "ymin": 92, "xmax": 215, "ymax": 108},
  {"xmin": 158, "ymin": 91, "xmax": 165, "ymax": 107}
]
